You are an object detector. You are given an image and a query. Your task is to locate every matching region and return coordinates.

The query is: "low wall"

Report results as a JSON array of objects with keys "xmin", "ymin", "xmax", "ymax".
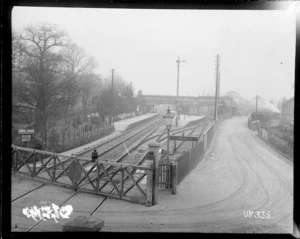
[
  {"xmin": 257, "ymin": 126, "xmax": 293, "ymax": 161},
  {"xmin": 174, "ymin": 113, "xmax": 230, "ymax": 184}
]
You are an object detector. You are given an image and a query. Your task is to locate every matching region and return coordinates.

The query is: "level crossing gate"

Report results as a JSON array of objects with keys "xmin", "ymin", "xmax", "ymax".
[{"xmin": 11, "ymin": 145, "xmax": 156, "ymax": 206}]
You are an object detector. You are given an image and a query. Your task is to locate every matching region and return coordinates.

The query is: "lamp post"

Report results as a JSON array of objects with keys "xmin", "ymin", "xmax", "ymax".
[{"xmin": 163, "ymin": 107, "xmax": 174, "ymax": 163}]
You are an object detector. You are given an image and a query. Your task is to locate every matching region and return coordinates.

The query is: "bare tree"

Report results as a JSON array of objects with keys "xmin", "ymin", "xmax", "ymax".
[
  {"xmin": 61, "ymin": 43, "xmax": 97, "ymax": 78},
  {"xmin": 15, "ymin": 23, "xmax": 69, "ymax": 148},
  {"xmin": 59, "ymin": 43, "xmax": 89, "ymax": 140},
  {"xmin": 77, "ymin": 72, "xmax": 101, "ymax": 121},
  {"xmin": 60, "ymin": 43, "xmax": 100, "ymax": 121}
]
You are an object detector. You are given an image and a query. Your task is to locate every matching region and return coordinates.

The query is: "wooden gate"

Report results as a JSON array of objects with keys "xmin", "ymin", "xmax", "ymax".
[
  {"xmin": 11, "ymin": 145, "xmax": 155, "ymax": 206},
  {"xmin": 158, "ymin": 163, "xmax": 171, "ymax": 189}
]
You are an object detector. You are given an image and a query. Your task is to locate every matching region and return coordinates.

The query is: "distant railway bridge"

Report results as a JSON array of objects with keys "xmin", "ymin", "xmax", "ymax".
[{"xmin": 143, "ymin": 95, "xmax": 232, "ymax": 115}]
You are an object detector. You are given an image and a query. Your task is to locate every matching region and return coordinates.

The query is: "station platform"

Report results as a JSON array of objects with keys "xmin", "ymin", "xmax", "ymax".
[
  {"xmin": 60, "ymin": 113, "xmax": 158, "ymax": 157},
  {"xmin": 59, "ymin": 113, "xmax": 203, "ymax": 157},
  {"xmin": 176, "ymin": 115, "xmax": 206, "ymax": 128},
  {"xmin": 60, "ymin": 131, "xmax": 122, "ymax": 157},
  {"xmin": 114, "ymin": 113, "xmax": 158, "ymax": 132}
]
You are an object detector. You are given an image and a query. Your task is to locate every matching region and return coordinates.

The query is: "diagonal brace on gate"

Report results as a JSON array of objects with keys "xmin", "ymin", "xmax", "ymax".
[
  {"xmin": 76, "ymin": 163, "xmax": 98, "ymax": 191},
  {"xmin": 16, "ymin": 151, "xmax": 35, "ymax": 172},
  {"xmin": 98, "ymin": 166, "xmax": 123, "ymax": 193},
  {"xmin": 99, "ymin": 164, "xmax": 121, "ymax": 196},
  {"xmin": 123, "ymin": 168, "xmax": 147, "ymax": 198}
]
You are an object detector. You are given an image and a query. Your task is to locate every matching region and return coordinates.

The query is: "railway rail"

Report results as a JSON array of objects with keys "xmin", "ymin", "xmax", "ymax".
[
  {"xmin": 56, "ymin": 119, "xmax": 210, "ymax": 189},
  {"xmin": 12, "ymin": 116, "xmax": 212, "ymax": 226},
  {"xmin": 77, "ymin": 120, "xmax": 210, "ymax": 194},
  {"xmin": 79, "ymin": 117, "xmax": 209, "ymax": 168},
  {"xmin": 13, "ymin": 117, "xmax": 210, "ymax": 199},
  {"xmin": 41, "ymin": 116, "xmax": 162, "ymax": 170}
]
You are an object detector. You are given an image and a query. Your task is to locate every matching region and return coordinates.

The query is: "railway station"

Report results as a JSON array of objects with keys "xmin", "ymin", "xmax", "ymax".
[
  {"xmin": 8, "ymin": 5, "xmax": 295, "ymax": 235},
  {"xmin": 11, "ymin": 103, "xmax": 293, "ymax": 233},
  {"xmin": 12, "ymin": 108, "xmax": 213, "ymax": 230}
]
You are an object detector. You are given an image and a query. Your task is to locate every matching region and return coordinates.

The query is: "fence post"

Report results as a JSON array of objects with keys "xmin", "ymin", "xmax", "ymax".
[
  {"xmin": 171, "ymin": 161, "xmax": 177, "ymax": 195},
  {"xmin": 148, "ymin": 143, "xmax": 160, "ymax": 205},
  {"xmin": 13, "ymin": 147, "xmax": 18, "ymax": 172},
  {"xmin": 96, "ymin": 162, "xmax": 100, "ymax": 193},
  {"xmin": 145, "ymin": 160, "xmax": 153, "ymax": 207},
  {"xmin": 32, "ymin": 150, "xmax": 36, "ymax": 177}
]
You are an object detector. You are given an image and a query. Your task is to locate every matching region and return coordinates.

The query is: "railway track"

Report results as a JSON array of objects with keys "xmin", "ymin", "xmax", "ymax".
[
  {"xmin": 18, "ymin": 117, "xmax": 209, "ymax": 174},
  {"xmin": 17, "ymin": 117, "xmax": 210, "ymax": 190},
  {"xmin": 73, "ymin": 120, "xmax": 210, "ymax": 189},
  {"xmin": 123, "ymin": 120, "xmax": 211, "ymax": 165},
  {"xmin": 80, "ymin": 119, "xmax": 209, "ymax": 167},
  {"xmin": 44, "ymin": 116, "xmax": 162, "ymax": 169},
  {"xmin": 78, "ymin": 116, "xmax": 162, "ymax": 158},
  {"xmin": 13, "ymin": 117, "xmax": 212, "ymax": 218},
  {"xmin": 80, "ymin": 119, "xmax": 164, "ymax": 164}
]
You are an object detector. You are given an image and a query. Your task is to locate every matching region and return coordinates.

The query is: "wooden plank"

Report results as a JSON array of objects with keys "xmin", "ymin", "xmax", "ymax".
[
  {"xmin": 98, "ymin": 168, "xmax": 121, "ymax": 192},
  {"xmin": 54, "ymin": 163, "xmax": 71, "ymax": 181},
  {"xmin": 85, "ymin": 165, "xmax": 98, "ymax": 172},
  {"xmin": 96, "ymin": 164, "xmax": 100, "ymax": 193},
  {"xmin": 77, "ymin": 163, "xmax": 97, "ymax": 191},
  {"xmin": 13, "ymin": 146, "xmax": 152, "ymax": 171},
  {"xmin": 120, "ymin": 169, "xmax": 124, "ymax": 198},
  {"xmin": 16, "ymin": 151, "xmax": 34, "ymax": 171},
  {"xmin": 169, "ymin": 135, "xmax": 198, "ymax": 141},
  {"xmin": 38, "ymin": 156, "xmax": 54, "ymax": 181},
  {"xmin": 34, "ymin": 155, "xmax": 53, "ymax": 177},
  {"xmin": 123, "ymin": 169, "xmax": 146, "ymax": 198},
  {"xmin": 99, "ymin": 164, "xmax": 121, "ymax": 196}
]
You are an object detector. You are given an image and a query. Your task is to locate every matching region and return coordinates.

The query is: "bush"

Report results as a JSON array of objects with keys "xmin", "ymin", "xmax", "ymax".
[{"xmin": 90, "ymin": 116, "xmax": 101, "ymax": 127}]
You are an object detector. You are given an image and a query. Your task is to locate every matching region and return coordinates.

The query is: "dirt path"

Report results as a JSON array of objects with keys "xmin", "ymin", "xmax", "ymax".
[{"xmin": 96, "ymin": 116, "xmax": 293, "ymax": 233}]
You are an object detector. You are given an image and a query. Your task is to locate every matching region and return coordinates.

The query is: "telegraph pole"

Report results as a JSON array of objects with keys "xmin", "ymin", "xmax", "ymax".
[
  {"xmin": 217, "ymin": 69, "xmax": 221, "ymax": 113},
  {"xmin": 231, "ymin": 97, "xmax": 233, "ymax": 116},
  {"xmin": 176, "ymin": 56, "xmax": 186, "ymax": 127},
  {"xmin": 256, "ymin": 95, "xmax": 258, "ymax": 113},
  {"xmin": 281, "ymin": 98, "xmax": 286, "ymax": 124},
  {"xmin": 111, "ymin": 69, "xmax": 114, "ymax": 127},
  {"xmin": 214, "ymin": 54, "xmax": 220, "ymax": 121}
]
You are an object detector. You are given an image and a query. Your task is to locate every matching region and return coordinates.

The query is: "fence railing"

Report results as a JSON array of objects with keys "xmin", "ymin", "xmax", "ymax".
[
  {"xmin": 174, "ymin": 113, "xmax": 230, "ymax": 185},
  {"xmin": 12, "ymin": 145, "xmax": 156, "ymax": 206}
]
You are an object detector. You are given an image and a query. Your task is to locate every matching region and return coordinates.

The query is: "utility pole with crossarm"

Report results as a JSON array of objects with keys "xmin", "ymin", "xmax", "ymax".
[{"xmin": 176, "ymin": 56, "xmax": 186, "ymax": 127}]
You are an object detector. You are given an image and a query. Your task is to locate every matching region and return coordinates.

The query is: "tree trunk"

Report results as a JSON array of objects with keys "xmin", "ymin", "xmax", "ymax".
[{"xmin": 44, "ymin": 118, "xmax": 47, "ymax": 149}]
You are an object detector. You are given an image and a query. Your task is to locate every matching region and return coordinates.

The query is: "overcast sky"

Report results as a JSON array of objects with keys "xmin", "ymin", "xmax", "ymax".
[{"xmin": 12, "ymin": 6, "xmax": 296, "ymax": 102}]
